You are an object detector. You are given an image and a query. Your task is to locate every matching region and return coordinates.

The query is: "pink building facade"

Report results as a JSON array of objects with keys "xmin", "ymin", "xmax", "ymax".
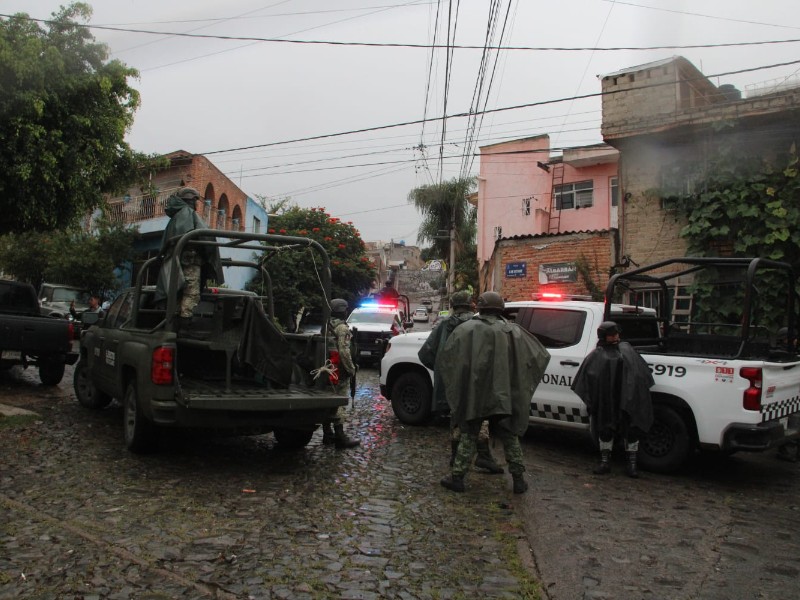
[{"xmin": 475, "ymin": 135, "xmax": 620, "ymax": 297}]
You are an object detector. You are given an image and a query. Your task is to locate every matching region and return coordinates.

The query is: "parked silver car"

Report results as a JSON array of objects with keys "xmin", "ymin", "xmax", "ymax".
[{"xmin": 38, "ymin": 283, "xmax": 90, "ymax": 319}]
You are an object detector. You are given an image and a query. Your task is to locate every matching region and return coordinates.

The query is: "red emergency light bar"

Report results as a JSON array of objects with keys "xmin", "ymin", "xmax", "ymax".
[
  {"xmin": 531, "ymin": 292, "xmax": 593, "ymax": 301},
  {"xmin": 359, "ymin": 301, "xmax": 398, "ymax": 310}
]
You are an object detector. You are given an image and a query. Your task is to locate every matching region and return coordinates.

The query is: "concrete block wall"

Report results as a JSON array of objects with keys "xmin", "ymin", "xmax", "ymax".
[{"xmin": 492, "ymin": 232, "xmax": 614, "ymax": 300}]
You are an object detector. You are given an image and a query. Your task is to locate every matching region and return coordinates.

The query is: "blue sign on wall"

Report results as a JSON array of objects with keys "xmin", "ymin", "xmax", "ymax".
[{"xmin": 505, "ymin": 262, "xmax": 527, "ymax": 278}]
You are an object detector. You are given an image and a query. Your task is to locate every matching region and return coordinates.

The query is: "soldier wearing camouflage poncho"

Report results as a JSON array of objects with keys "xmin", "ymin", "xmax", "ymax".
[
  {"xmin": 418, "ymin": 290, "xmax": 503, "ymax": 474},
  {"xmin": 438, "ymin": 291, "xmax": 550, "ymax": 494}
]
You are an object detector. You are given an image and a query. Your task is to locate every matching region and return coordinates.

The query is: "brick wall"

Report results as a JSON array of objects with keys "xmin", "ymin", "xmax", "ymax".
[{"xmin": 489, "ymin": 232, "xmax": 615, "ymax": 300}]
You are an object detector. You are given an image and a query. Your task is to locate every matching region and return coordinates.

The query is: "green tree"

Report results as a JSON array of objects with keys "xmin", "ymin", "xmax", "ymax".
[
  {"xmin": 408, "ymin": 177, "xmax": 478, "ymax": 292},
  {"xmin": 0, "ymin": 3, "xmax": 151, "ymax": 234},
  {"xmin": 247, "ymin": 207, "xmax": 376, "ymax": 327},
  {"xmin": 671, "ymin": 144, "xmax": 800, "ymax": 330},
  {"xmin": 0, "ymin": 219, "xmax": 139, "ymax": 295}
]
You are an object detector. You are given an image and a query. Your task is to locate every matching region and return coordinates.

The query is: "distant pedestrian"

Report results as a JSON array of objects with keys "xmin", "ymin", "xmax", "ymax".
[
  {"xmin": 571, "ymin": 321, "xmax": 655, "ymax": 477},
  {"xmin": 438, "ymin": 291, "xmax": 550, "ymax": 494},
  {"xmin": 70, "ymin": 294, "xmax": 102, "ymax": 320},
  {"xmin": 321, "ymin": 298, "xmax": 360, "ymax": 449},
  {"xmin": 418, "ymin": 290, "xmax": 503, "ymax": 474}
]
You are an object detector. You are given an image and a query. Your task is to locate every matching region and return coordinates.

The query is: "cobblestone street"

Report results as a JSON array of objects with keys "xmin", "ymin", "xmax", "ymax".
[
  {"xmin": 2, "ymin": 363, "xmax": 799, "ymax": 600},
  {"xmin": 0, "ymin": 364, "xmax": 535, "ymax": 600}
]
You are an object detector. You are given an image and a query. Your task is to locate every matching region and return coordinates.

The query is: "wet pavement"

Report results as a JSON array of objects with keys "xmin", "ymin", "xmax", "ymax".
[
  {"xmin": 0, "ymin": 364, "xmax": 534, "ymax": 600},
  {"xmin": 1, "ymin": 361, "xmax": 799, "ymax": 600}
]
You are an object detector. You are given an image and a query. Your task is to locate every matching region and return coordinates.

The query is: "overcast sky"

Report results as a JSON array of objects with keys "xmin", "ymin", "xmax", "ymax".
[{"xmin": 4, "ymin": 1, "xmax": 800, "ymax": 244}]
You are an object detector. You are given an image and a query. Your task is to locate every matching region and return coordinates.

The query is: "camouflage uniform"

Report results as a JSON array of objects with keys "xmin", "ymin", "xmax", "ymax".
[
  {"xmin": 329, "ymin": 316, "xmax": 356, "ymax": 425},
  {"xmin": 452, "ymin": 421, "xmax": 525, "ymax": 477},
  {"xmin": 179, "ymin": 250, "xmax": 202, "ymax": 318},
  {"xmin": 322, "ymin": 302, "xmax": 360, "ymax": 449}
]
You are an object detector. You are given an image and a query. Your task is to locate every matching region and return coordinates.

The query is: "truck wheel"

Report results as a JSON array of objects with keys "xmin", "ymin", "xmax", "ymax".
[
  {"xmin": 273, "ymin": 428, "xmax": 314, "ymax": 449},
  {"xmin": 73, "ymin": 360, "xmax": 112, "ymax": 409},
  {"xmin": 391, "ymin": 371, "xmax": 432, "ymax": 425},
  {"xmin": 39, "ymin": 359, "xmax": 65, "ymax": 386},
  {"xmin": 123, "ymin": 382, "xmax": 158, "ymax": 453},
  {"xmin": 639, "ymin": 404, "xmax": 692, "ymax": 473}
]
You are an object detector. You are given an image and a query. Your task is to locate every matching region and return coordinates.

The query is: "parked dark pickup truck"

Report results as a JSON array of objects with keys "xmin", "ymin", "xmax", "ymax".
[
  {"xmin": 73, "ymin": 230, "xmax": 350, "ymax": 453},
  {"xmin": 0, "ymin": 279, "xmax": 78, "ymax": 385}
]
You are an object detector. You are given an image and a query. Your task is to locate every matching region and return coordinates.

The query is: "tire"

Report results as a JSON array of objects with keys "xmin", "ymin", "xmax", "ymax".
[
  {"xmin": 73, "ymin": 360, "xmax": 112, "ymax": 409},
  {"xmin": 639, "ymin": 404, "xmax": 693, "ymax": 473},
  {"xmin": 390, "ymin": 371, "xmax": 432, "ymax": 425},
  {"xmin": 273, "ymin": 428, "xmax": 314, "ymax": 449},
  {"xmin": 39, "ymin": 359, "xmax": 65, "ymax": 386},
  {"xmin": 123, "ymin": 382, "xmax": 158, "ymax": 453}
]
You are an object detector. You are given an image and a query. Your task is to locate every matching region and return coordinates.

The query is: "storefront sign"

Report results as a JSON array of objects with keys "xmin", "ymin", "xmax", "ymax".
[
  {"xmin": 539, "ymin": 262, "xmax": 577, "ymax": 283},
  {"xmin": 505, "ymin": 262, "xmax": 527, "ymax": 278}
]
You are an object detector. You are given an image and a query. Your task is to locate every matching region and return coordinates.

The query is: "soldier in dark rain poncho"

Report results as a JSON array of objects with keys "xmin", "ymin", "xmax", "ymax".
[
  {"xmin": 571, "ymin": 321, "xmax": 654, "ymax": 477},
  {"xmin": 154, "ymin": 187, "xmax": 224, "ymax": 323},
  {"xmin": 438, "ymin": 292, "xmax": 550, "ymax": 494},
  {"xmin": 418, "ymin": 290, "xmax": 503, "ymax": 474}
]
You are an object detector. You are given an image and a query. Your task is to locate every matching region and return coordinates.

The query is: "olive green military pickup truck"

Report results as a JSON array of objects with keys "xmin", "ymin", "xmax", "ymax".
[
  {"xmin": 73, "ymin": 230, "xmax": 349, "ymax": 453},
  {"xmin": 1, "ymin": 279, "xmax": 78, "ymax": 385}
]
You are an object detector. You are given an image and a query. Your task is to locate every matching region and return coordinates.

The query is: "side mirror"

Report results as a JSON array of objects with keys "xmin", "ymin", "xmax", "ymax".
[
  {"xmin": 404, "ymin": 320, "xmax": 414, "ymax": 329},
  {"xmin": 81, "ymin": 311, "xmax": 102, "ymax": 326}
]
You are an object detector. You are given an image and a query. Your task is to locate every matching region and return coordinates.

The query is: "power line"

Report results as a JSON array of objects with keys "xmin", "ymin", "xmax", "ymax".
[
  {"xmin": 5, "ymin": 14, "xmax": 800, "ymax": 52},
  {"xmin": 199, "ymin": 58, "xmax": 800, "ymax": 156},
  {"xmin": 598, "ymin": 0, "xmax": 800, "ymax": 31},
  {"xmin": 95, "ymin": 2, "xmax": 440, "ymax": 26}
]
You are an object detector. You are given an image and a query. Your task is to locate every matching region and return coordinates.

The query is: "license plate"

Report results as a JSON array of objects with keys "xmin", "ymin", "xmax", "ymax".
[
  {"xmin": 1, "ymin": 350, "xmax": 22, "ymax": 360},
  {"xmin": 360, "ymin": 350, "xmax": 372, "ymax": 356}
]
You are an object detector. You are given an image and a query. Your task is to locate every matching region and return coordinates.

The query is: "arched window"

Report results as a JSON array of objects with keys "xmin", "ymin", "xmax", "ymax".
[
  {"xmin": 231, "ymin": 205, "xmax": 244, "ymax": 231},
  {"xmin": 203, "ymin": 183, "xmax": 216, "ymax": 223},
  {"xmin": 217, "ymin": 194, "xmax": 230, "ymax": 229}
]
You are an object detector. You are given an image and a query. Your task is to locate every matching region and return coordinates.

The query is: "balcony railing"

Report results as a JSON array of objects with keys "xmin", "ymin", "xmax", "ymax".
[
  {"xmin": 105, "ymin": 189, "xmax": 243, "ymax": 231},
  {"xmin": 105, "ymin": 188, "xmax": 177, "ymax": 225}
]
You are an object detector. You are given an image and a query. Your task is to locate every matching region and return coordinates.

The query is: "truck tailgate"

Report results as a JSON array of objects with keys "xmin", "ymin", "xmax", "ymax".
[
  {"xmin": 761, "ymin": 362, "xmax": 800, "ymax": 423},
  {"xmin": 177, "ymin": 381, "xmax": 349, "ymax": 411},
  {"xmin": 0, "ymin": 313, "xmax": 70, "ymax": 355}
]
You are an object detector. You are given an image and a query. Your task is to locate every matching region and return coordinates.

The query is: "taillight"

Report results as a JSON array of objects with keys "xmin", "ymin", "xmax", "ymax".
[
  {"xmin": 151, "ymin": 346, "xmax": 174, "ymax": 385},
  {"xmin": 740, "ymin": 366, "xmax": 762, "ymax": 411},
  {"xmin": 329, "ymin": 350, "xmax": 340, "ymax": 385},
  {"xmin": 67, "ymin": 321, "xmax": 75, "ymax": 341}
]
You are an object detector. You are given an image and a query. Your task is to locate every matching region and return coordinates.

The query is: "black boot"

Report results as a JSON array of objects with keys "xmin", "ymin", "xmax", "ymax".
[
  {"xmin": 626, "ymin": 451, "xmax": 639, "ymax": 478},
  {"xmin": 322, "ymin": 423, "xmax": 335, "ymax": 445},
  {"xmin": 440, "ymin": 474, "xmax": 465, "ymax": 493},
  {"xmin": 512, "ymin": 474, "xmax": 529, "ymax": 494},
  {"xmin": 593, "ymin": 450, "xmax": 612, "ymax": 475},
  {"xmin": 475, "ymin": 440, "xmax": 504, "ymax": 474},
  {"xmin": 449, "ymin": 440, "xmax": 459, "ymax": 467},
  {"xmin": 333, "ymin": 424, "xmax": 360, "ymax": 449}
]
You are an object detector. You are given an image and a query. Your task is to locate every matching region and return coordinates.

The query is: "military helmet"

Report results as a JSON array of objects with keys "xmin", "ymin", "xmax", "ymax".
[
  {"xmin": 330, "ymin": 298, "xmax": 348, "ymax": 316},
  {"xmin": 477, "ymin": 291, "xmax": 504, "ymax": 313},
  {"xmin": 597, "ymin": 321, "xmax": 620, "ymax": 340},
  {"xmin": 176, "ymin": 187, "xmax": 200, "ymax": 203},
  {"xmin": 450, "ymin": 290, "xmax": 473, "ymax": 309}
]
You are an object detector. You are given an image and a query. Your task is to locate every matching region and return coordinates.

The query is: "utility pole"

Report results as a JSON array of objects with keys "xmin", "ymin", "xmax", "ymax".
[{"xmin": 447, "ymin": 202, "xmax": 456, "ymax": 298}]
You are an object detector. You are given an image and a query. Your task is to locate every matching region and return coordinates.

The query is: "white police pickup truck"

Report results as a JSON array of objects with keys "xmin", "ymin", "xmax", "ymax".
[{"xmin": 379, "ymin": 257, "xmax": 800, "ymax": 472}]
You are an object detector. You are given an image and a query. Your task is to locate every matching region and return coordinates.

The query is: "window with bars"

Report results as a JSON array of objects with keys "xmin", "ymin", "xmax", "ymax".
[
  {"xmin": 522, "ymin": 198, "xmax": 531, "ymax": 216},
  {"xmin": 494, "ymin": 226, "xmax": 503, "ymax": 240},
  {"xmin": 555, "ymin": 181, "xmax": 593, "ymax": 209}
]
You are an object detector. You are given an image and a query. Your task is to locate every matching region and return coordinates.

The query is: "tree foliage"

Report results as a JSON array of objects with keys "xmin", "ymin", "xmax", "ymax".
[
  {"xmin": 672, "ymin": 144, "xmax": 800, "ymax": 329},
  {"xmin": 246, "ymin": 207, "xmax": 376, "ymax": 327},
  {"xmin": 0, "ymin": 219, "xmax": 139, "ymax": 296},
  {"xmin": 408, "ymin": 177, "xmax": 478, "ymax": 290},
  {"xmin": 0, "ymin": 3, "xmax": 152, "ymax": 234}
]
